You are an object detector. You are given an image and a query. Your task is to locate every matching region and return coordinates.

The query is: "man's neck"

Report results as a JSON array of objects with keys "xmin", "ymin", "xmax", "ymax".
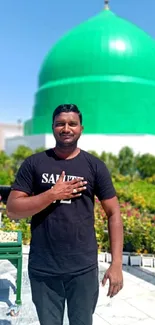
[{"xmin": 53, "ymin": 145, "xmax": 80, "ymax": 160}]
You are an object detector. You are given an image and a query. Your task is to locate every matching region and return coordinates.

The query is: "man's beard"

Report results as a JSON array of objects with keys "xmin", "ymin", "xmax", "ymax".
[{"xmin": 56, "ymin": 138, "xmax": 78, "ymax": 148}]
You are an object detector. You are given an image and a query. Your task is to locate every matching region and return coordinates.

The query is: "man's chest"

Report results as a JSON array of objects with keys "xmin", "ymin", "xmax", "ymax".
[{"xmin": 33, "ymin": 160, "xmax": 95, "ymax": 196}]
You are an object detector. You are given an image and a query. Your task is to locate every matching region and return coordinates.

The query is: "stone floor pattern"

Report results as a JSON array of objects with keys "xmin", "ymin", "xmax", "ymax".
[{"xmin": 0, "ymin": 254, "xmax": 155, "ymax": 325}]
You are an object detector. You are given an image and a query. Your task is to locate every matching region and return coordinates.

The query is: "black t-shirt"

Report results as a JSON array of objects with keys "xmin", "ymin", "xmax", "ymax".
[{"xmin": 11, "ymin": 149, "xmax": 116, "ymax": 276}]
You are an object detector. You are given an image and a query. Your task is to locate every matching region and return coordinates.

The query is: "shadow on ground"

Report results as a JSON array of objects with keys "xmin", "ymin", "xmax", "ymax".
[
  {"xmin": 122, "ymin": 265, "xmax": 155, "ymax": 286},
  {"xmin": 0, "ymin": 320, "xmax": 11, "ymax": 325},
  {"xmin": 0, "ymin": 279, "xmax": 16, "ymax": 307},
  {"xmin": 100, "ymin": 261, "xmax": 155, "ymax": 286}
]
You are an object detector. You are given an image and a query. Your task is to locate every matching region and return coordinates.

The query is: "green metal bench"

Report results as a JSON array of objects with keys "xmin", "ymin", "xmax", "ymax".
[{"xmin": 0, "ymin": 230, "xmax": 22, "ymax": 316}]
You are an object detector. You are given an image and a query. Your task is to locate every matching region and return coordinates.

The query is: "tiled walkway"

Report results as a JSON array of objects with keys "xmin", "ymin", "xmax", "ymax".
[{"xmin": 0, "ymin": 253, "xmax": 155, "ymax": 325}]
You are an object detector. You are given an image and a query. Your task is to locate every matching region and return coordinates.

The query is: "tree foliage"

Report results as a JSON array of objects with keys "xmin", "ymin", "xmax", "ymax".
[
  {"xmin": 136, "ymin": 154, "xmax": 155, "ymax": 178},
  {"xmin": 0, "ymin": 145, "xmax": 155, "ymax": 186},
  {"xmin": 118, "ymin": 146, "xmax": 135, "ymax": 176}
]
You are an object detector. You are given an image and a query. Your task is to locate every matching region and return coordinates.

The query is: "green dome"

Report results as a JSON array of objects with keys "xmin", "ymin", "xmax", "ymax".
[{"xmin": 24, "ymin": 9, "xmax": 155, "ymax": 135}]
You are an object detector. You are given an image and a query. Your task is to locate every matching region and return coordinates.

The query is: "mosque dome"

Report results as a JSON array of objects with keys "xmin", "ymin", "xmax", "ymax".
[{"xmin": 24, "ymin": 5, "xmax": 155, "ymax": 135}]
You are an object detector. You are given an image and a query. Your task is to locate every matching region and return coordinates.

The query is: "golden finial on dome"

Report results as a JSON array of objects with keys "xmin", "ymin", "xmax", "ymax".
[{"xmin": 104, "ymin": 0, "xmax": 110, "ymax": 10}]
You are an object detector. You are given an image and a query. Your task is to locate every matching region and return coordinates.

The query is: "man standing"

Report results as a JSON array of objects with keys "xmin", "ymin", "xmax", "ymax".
[{"xmin": 7, "ymin": 104, "xmax": 123, "ymax": 325}]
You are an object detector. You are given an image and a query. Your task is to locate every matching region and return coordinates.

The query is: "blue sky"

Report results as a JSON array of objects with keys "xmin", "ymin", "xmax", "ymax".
[{"xmin": 0, "ymin": 0, "xmax": 155, "ymax": 123}]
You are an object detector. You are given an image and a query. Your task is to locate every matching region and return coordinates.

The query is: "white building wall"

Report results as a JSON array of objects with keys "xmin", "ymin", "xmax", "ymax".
[
  {"xmin": 0, "ymin": 123, "xmax": 23, "ymax": 151},
  {"xmin": 4, "ymin": 133, "xmax": 155, "ymax": 156},
  {"xmin": 5, "ymin": 134, "xmax": 47, "ymax": 155},
  {"xmin": 78, "ymin": 134, "xmax": 155, "ymax": 155}
]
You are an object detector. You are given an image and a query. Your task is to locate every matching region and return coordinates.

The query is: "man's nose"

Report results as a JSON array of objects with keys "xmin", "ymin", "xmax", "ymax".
[{"xmin": 63, "ymin": 124, "xmax": 70, "ymax": 132}]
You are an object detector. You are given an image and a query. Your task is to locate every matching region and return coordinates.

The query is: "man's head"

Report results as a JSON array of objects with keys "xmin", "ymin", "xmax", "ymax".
[{"xmin": 52, "ymin": 104, "xmax": 83, "ymax": 148}]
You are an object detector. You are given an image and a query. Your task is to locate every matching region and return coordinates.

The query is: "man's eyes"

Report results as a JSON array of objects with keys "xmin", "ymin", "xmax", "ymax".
[
  {"xmin": 56, "ymin": 123, "xmax": 78, "ymax": 127},
  {"xmin": 69, "ymin": 123, "xmax": 78, "ymax": 126},
  {"xmin": 56, "ymin": 123, "xmax": 64, "ymax": 126}
]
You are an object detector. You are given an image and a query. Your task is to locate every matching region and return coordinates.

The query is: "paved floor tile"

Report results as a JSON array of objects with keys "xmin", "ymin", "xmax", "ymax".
[
  {"xmin": 126, "ymin": 293, "xmax": 155, "ymax": 319},
  {"xmin": 96, "ymin": 300, "xmax": 147, "ymax": 325},
  {"xmin": 1, "ymin": 256, "xmax": 155, "ymax": 325},
  {"xmin": 132, "ymin": 319, "xmax": 155, "ymax": 325},
  {"xmin": 93, "ymin": 313, "xmax": 110, "ymax": 325}
]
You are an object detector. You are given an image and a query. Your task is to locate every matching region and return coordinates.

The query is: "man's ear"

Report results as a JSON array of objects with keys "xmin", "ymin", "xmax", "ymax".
[{"xmin": 81, "ymin": 125, "xmax": 84, "ymax": 132}]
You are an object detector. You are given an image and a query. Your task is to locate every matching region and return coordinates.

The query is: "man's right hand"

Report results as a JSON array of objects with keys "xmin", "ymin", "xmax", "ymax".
[{"xmin": 51, "ymin": 171, "xmax": 87, "ymax": 201}]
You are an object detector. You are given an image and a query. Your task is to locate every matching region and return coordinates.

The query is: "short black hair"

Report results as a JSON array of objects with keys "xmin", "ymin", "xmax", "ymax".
[{"xmin": 52, "ymin": 104, "xmax": 82, "ymax": 124}]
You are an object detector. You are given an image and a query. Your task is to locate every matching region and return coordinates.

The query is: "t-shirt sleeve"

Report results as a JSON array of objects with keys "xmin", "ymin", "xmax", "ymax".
[
  {"xmin": 94, "ymin": 160, "xmax": 116, "ymax": 201},
  {"xmin": 11, "ymin": 157, "xmax": 34, "ymax": 195}
]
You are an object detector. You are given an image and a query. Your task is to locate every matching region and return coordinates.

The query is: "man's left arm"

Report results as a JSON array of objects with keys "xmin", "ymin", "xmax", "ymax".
[{"xmin": 101, "ymin": 196, "xmax": 124, "ymax": 298}]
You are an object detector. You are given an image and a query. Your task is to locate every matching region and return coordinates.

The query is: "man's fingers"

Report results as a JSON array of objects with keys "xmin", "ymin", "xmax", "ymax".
[
  {"xmin": 108, "ymin": 282, "xmax": 123, "ymax": 298},
  {"xmin": 108, "ymin": 284, "xmax": 117, "ymax": 298},
  {"xmin": 68, "ymin": 188, "xmax": 88, "ymax": 198},
  {"xmin": 61, "ymin": 176, "xmax": 87, "ymax": 188},
  {"xmin": 74, "ymin": 181, "xmax": 87, "ymax": 189},
  {"xmin": 58, "ymin": 171, "xmax": 65, "ymax": 182},
  {"xmin": 102, "ymin": 274, "xmax": 108, "ymax": 287},
  {"xmin": 71, "ymin": 193, "xmax": 82, "ymax": 198},
  {"xmin": 73, "ymin": 186, "xmax": 87, "ymax": 193},
  {"xmin": 70, "ymin": 189, "xmax": 86, "ymax": 198},
  {"xmin": 70, "ymin": 177, "xmax": 85, "ymax": 184}
]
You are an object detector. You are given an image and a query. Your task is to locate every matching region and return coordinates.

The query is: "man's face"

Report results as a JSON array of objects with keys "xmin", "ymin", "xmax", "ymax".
[{"xmin": 52, "ymin": 112, "xmax": 83, "ymax": 147}]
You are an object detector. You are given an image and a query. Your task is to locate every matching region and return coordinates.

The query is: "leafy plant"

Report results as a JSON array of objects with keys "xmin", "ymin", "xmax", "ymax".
[
  {"xmin": 1, "ymin": 214, "xmax": 31, "ymax": 245},
  {"xmin": 94, "ymin": 200, "xmax": 155, "ymax": 254}
]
